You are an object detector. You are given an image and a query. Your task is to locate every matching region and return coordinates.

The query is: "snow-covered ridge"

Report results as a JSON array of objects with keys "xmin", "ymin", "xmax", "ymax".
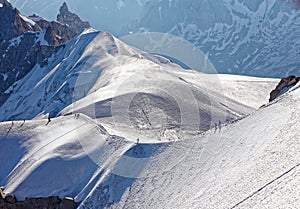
[
  {"xmin": 0, "ymin": 29, "xmax": 278, "ymax": 144},
  {"xmin": 0, "ymin": 0, "xmax": 90, "ymax": 108},
  {"xmin": 0, "ymin": 77, "xmax": 298, "ymax": 208},
  {"xmin": 0, "ymin": 1, "xmax": 298, "ymax": 208}
]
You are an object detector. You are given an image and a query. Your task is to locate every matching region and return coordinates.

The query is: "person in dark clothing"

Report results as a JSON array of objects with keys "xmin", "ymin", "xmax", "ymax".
[
  {"xmin": 46, "ymin": 115, "xmax": 51, "ymax": 125},
  {"xmin": 214, "ymin": 122, "xmax": 218, "ymax": 133}
]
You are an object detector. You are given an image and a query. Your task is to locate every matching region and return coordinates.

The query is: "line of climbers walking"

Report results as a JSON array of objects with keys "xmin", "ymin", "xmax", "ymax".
[{"xmin": 214, "ymin": 120, "xmax": 222, "ymax": 133}]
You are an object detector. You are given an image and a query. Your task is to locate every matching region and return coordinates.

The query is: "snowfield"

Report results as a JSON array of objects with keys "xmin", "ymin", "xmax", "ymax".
[
  {"xmin": 0, "ymin": 29, "xmax": 278, "ymax": 142},
  {"xmin": 0, "ymin": 79, "xmax": 299, "ymax": 209},
  {"xmin": 0, "ymin": 28, "xmax": 297, "ymax": 209}
]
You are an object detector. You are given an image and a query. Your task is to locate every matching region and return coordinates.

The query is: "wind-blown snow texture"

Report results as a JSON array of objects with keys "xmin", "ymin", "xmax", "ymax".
[
  {"xmin": 0, "ymin": 29, "xmax": 277, "ymax": 130},
  {"xmin": 0, "ymin": 77, "xmax": 299, "ymax": 209},
  {"xmin": 0, "ymin": 1, "xmax": 298, "ymax": 208}
]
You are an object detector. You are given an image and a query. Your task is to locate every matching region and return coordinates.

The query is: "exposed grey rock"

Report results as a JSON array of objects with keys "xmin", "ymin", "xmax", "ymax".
[
  {"xmin": 0, "ymin": 1, "xmax": 90, "ymax": 106},
  {"xmin": 0, "ymin": 188, "xmax": 79, "ymax": 209},
  {"xmin": 57, "ymin": 2, "xmax": 90, "ymax": 34},
  {"xmin": 269, "ymin": 75, "xmax": 300, "ymax": 102}
]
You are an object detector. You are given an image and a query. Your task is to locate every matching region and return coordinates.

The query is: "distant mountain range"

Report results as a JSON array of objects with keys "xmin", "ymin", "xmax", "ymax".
[
  {"xmin": 8, "ymin": 0, "xmax": 300, "ymax": 78},
  {"xmin": 125, "ymin": 0, "xmax": 300, "ymax": 77}
]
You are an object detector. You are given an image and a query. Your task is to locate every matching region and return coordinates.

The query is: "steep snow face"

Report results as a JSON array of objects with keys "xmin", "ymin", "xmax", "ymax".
[
  {"xmin": 0, "ymin": 80, "xmax": 299, "ymax": 208},
  {"xmin": 125, "ymin": 0, "xmax": 300, "ymax": 77}
]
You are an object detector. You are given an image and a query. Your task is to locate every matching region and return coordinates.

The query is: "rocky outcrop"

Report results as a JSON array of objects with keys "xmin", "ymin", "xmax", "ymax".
[
  {"xmin": 0, "ymin": 1, "xmax": 90, "ymax": 106},
  {"xmin": 0, "ymin": 188, "xmax": 79, "ymax": 209},
  {"xmin": 0, "ymin": 0, "xmax": 41, "ymax": 41},
  {"xmin": 57, "ymin": 2, "xmax": 90, "ymax": 34},
  {"xmin": 34, "ymin": 18, "xmax": 76, "ymax": 46},
  {"xmin": 0, "ymin": 31, "xmax": 62, "ymax": 104},
  {"xmin": 269, "ymin": 75, "xmax": 300, "ymax": 102}
]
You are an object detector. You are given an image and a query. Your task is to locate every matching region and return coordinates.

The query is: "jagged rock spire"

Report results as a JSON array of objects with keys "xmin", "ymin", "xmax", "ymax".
[
  {"xmin": 60, "ymin": 2, "xmax": 69, "ymax": 13},
  {"xmin": 57, "ymin": 2, "xmax": 90, "ymax": 34}
]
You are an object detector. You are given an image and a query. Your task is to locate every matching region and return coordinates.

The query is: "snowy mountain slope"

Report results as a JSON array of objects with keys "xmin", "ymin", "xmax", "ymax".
[
  {"xmin": 83, "ymin": 71, "xmax": 277, "ymax": 143},
  {"xmin": 0, "ymin": 28, "xmax": 276, "ymax": 140},
  {"xmin": 81, "ymin": 83, "xmax": 300, "ymax": 209},
  {"xmin": 0, "ymin": 114, "xmax": 135, "ymax": 201},
  {"xmin": 170, "ymin": 73, "xmax": 279, "ymax": 109},
  {"xmin": 0, "ymin": 1, "xmax": 89, "ymax": 106},
  {"xmin": 0, "ymin": 77, "xmax": 299, "ymax": 209},
  {"xmin": 125, "ymin": 0, "xmax": 300, "ymax": 78}
]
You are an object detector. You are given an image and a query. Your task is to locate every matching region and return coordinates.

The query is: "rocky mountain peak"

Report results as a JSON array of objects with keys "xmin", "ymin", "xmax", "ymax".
[
  {"xmin": 0, "ymin": 1, "xmax": 41, "ymax": 41},
  {"xmin": 269, "ymin": 75, "xmax": 300, "ymax": 102},
  {"xmin": 57, "ymin": 2, "xmax": 90, "ymax": 34},
  {"xmin": 60, "ymin": 2, "xmax": 69, "ymax": 13},
  {"xmin": 0, "ymin": 2, "xmax": 88, "ymax": 106}
]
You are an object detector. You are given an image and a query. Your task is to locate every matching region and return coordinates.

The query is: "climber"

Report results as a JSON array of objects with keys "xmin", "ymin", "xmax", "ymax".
[
  {"xmin": 218, "ymin": 120, "xmax": 222, "ymax": 132},
  {"xmin": 214, "ymin": 122, "xmax": 218, "ymax": 133}
]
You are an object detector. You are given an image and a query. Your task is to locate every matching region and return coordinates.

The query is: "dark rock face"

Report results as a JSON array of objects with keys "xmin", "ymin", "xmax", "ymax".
[
  {"xmin": 0, "ymin": 31, "xmax": 61, "ymax": 104},
  {"xmin": 269, "ymin": 75, "xmax": 300, "ymax": 102},
  {"xmin": 34, "ymin": 18, "xmax": 76, "ymax": 46},
  {"xmin": 0, "ymin": 0, "xmax": 41, "ymax": 41},
  {"xmin": 0, "ymin": 1, "xmax": 90, "ymax": 106},
  {"xmin": 57, "ymin": 2, "xmax": 91, "ymax": 34},
  {"xmin": 0, "ymin": 188, "xmax": 79, "ymax": 209}
]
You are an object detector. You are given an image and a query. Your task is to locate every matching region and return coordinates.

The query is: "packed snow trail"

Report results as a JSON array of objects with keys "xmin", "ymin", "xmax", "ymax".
[
  {"xmin": 0, "ymin": 29, "xmax": 277, "ymax": 138},
  {"xmin": 0, "ymin": 87, "xmax": 299, "ymax": 208},
  {"xmin": 231, "ymin": 163, "xmax": 300, "ymax": 209},
  {"xmin": 88, "ymin": 88, "xmax": 300, "ymax": 209}
]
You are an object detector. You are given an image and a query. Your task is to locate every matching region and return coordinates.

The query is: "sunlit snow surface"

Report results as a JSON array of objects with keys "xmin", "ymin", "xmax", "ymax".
[
  {"xmin": 0, "ymin": 83, "xmax": 299, "ymax": 208},
  {"xmin": 0, "ymin": 30, "xmax": 277, "ymax": 137},
  {"xmin": 0, "ymin": 28, "xmax": 298, "ymax": 208}
]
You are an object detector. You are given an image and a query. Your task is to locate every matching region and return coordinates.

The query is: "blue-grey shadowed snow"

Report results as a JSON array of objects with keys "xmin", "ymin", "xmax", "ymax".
[
  {"xmin": 80, "ymin": 143, "xmax": 166, "ymax": 207},
  {"xmin": 123, "ymin": 143, "xmax": 161, "ymax": 159},
  {"xmin": 11, "ymin": 156, "xmax": 99, "ymax": 200},
  {"xmin": 0, "ymin": 137, "xmax": 26, "ymax": 186},
  {"xmin": 0, "ymin": 30, "xmax": 101, "ymax": 121}
]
